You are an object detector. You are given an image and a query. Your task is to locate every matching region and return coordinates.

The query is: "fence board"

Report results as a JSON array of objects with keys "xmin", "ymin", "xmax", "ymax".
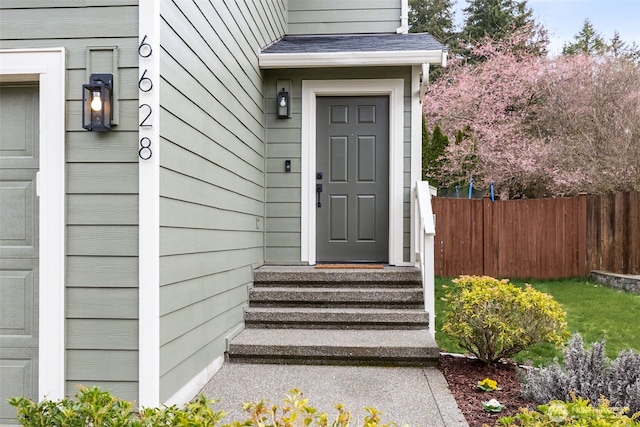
[
  {"xmin": 432, "ymin": 198, "xmax": 483, "ymax": 276},
  {"xmin": 433, "ymin": 194, "xmax": 589, "ymax": 279},
  {"xmin": 434, "ymin": 192, "xmax": 638, "ymax": 278},
  {"xmin": 587, "ymin": 192, "xmax": 640, "ymax": 274}
]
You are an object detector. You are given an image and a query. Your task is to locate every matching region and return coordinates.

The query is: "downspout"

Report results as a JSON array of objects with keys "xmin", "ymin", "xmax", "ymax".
[{"xmin": 396, "ymin": 0, "xmax": 409, "ymax": 34}]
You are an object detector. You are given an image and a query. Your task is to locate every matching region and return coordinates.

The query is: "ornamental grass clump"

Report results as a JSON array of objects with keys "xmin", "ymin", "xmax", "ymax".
[
  {"xmin": 521, "ymin": 334, "xmax": 640, "ymax": 415},
  {"xmin": 441, "ymin": 275, "xmax": 568, "ymax": 365}
]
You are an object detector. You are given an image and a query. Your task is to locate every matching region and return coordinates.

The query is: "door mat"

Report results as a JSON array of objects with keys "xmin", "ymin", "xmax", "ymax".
[{"xmin": 315, "ymin": 264, "xmax": 384, "ymax": 269}]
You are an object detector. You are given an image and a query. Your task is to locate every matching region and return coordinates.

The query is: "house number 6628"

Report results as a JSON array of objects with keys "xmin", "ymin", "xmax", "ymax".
[{"xmin": 138, "ymin": 34, "xmax": 154, "ymax": 160}]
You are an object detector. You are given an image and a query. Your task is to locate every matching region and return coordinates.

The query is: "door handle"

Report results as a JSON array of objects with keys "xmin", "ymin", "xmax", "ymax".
[{"xmin": 316, "ymin": 183, "xmax": 323, "ymax": 208}]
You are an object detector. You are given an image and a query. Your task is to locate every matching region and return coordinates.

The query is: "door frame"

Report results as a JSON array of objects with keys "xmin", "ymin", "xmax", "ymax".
[
  {"xmin": 0, "ymin": 48, "xmax": 66, "ymax": 400},
  {"xmin": 301, "ymin": 79, "xmax": 404, "ymax": 265}
]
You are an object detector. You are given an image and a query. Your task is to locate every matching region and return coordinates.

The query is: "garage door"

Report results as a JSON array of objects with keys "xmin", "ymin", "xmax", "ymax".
[{"xmin": 0, "ymin": 83, "xmax": 39, "ymax": 424}]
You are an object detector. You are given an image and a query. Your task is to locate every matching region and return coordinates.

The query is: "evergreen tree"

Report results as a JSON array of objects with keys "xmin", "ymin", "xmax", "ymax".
[
  {"xmin": 608, "ymin": 31, "xmax": 640, "ymax": 61},
  {"xmin": 462, "ymin": 0, "xmax": 534, "ymax": 43},
  {"xmin": 422, "ymin": 118, "xmax": 449, "ymax": 186},
  {"xmin": 408, "ymin": 0, "xmax": 456, "ymax": 44},
  {"xmin": 409, "ymin": 0, "xmax": 459, "ymax": 81},
  {"xmin": 562, "ymin": 19, "xmax": 607, "ymax": 56}
]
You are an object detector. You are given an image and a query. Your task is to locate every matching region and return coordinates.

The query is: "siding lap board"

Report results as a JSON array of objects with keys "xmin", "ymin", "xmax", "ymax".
[
  {"xmin": 158, "ymin": 0, "xmax": 284, "ymax": 402},
  {"xmin": 288, "ymin": 0, "xmax": 400, "ymax": 34},
  {"xmin": 0, "ymin": 3, "xmax": 139, "ymax": 401}
]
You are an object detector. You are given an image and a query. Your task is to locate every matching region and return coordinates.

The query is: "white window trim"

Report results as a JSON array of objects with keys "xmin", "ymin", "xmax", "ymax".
[
  {"xmin": 0, "ymin": 48, "xmax": 66, "ymax": 400},
  {"xmin": 301, "ymin": 79, "xmax": 405, "ymax": 266}
]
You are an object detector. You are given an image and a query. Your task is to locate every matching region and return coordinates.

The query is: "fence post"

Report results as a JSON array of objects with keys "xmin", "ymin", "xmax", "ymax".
[
  {"xmin": 482, "ymin": 194, "xmax": 492, "ymax": 277},
  {"xmin": 578, "ymin": 193, "xmax": 587, "ymax": 276}
]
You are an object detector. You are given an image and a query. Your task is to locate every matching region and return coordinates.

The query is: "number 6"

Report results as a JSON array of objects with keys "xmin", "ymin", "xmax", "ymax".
[
  {"xmin": 138, "ymin": 35, "xmax": 152, "ymax": 58},
  {"xmin": 138, "ymin": 69, "xmax": 153, "ymax": 92}
]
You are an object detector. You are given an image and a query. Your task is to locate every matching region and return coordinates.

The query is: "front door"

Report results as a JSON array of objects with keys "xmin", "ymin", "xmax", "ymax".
[
  {"xmin": 316, "ymin": 96, "xmax": 389, "ymax": 262},
  {"xmin": 0, "ymin": 84, "xmax": 39, "ymax": 424}
]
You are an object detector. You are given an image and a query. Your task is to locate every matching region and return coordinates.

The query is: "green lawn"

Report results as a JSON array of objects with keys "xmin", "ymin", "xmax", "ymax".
[{"xmin": 434, "ymin": 276, "xmax": 640, "ymax": 366}]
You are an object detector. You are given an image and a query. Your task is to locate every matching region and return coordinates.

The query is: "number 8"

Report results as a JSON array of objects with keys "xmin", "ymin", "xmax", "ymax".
[{"xmin": 139, "ymin": 137, "xmax": 152, "ymax": 160}]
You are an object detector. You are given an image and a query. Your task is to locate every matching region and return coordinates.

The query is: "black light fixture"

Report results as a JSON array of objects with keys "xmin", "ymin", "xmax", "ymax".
[
  {"xmin": 82, "ymin": 73, "xmax": 113, "ymax": 131},
  {"xmin": 277, "ymin": 87, "xmax": 290, "ymax": 119}
]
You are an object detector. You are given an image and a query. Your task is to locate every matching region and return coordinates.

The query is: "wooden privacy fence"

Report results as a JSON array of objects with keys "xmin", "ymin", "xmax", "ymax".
[
  {"xmin": 587, "ymin": 191, "xmax": 640, "ymax": 275},
  {"xmin": 431, "ymin": 192, "xmax": 640, "ymax": 279}
]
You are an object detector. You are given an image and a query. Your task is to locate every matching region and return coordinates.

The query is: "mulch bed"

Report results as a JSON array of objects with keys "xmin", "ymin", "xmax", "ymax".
[{"xmin": 438, "ymin": 354, "xmax": 537, "ymax": 427}]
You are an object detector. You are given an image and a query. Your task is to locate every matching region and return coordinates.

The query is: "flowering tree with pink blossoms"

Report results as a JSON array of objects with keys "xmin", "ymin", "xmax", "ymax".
[
  {"xmin": 423, "ymin": 28, "xmax": 640, "ymax": 198},
  {"xmin": 531, "ymin": 55, "xmax": 640, "ymax": 195},
  {"xmin": 423, "ymin": 28, "xmax": 551, "ymax": 198}
]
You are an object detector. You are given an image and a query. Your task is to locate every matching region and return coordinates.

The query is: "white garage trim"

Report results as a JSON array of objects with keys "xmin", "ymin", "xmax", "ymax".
[
  {"xmin": 301, "ymin": 79, "xmax": 405, "ymax": 266},
  {"xmin": 0, "ymin": 48, "xmax": 66, "ymax": 400}
]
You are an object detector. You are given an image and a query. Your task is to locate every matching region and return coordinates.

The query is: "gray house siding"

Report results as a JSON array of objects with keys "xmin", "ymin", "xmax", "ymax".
[
  {"xmin": 0, "ymin": 1, "xmax": 140, "ymax": 400},
  {"xmin": 157, "ymin": 0, "xmax": 285, "ymax": 401},
  {"xmin": 264, "ymin": 67, "xmax": 413, "ymax": 264},
  {"xmin": 288, "ymin": 0, "xmax": 401, "ymax": 35}
]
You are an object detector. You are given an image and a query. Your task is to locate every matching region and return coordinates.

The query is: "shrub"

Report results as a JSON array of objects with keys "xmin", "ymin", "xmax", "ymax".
[
  {"xmin": 8, "ymin": 385, "xmax": 138, "ymax": 427},
  {"xmin": 441, "ymin": 275, "xmax": 568, "ymax": 364},
  {"xmin": 8, "ymin": 386, "xmax": 401, "ymax": 427},
  {"xmin": 521, "ymin": 334, "xmax": 640, "ymax": 415},
  {"xmin": 497, "ymin": 395, "xmax": 640, "ymax": 426}
]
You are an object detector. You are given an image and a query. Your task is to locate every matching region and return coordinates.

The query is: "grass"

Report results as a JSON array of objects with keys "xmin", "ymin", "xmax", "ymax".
[{"xmin": 434, "ymin": 276, "xmax": 640, "ymax": 366}]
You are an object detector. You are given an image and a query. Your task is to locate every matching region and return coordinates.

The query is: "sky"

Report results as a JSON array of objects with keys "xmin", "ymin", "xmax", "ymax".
[{"xmin": 453, "ymin": 0, "xmax": 640, "ymax": 56}]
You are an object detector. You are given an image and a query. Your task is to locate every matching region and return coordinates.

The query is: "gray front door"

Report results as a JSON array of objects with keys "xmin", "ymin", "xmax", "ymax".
[
  {"xmin": 316, "ymin": 96, "xmax": 389, "ymax": 262},
  {"xmin": 0, "ymin": 84, "xmax": 39, "ymax": 424}
]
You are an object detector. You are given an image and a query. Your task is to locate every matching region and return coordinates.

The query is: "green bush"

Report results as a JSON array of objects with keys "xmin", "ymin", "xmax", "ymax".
[
  {"xmin": 441, "ymin": 275, "xmax": 568, "ymax": 364},
  {"xmin": 8, "ymin": 386, "xmax": 138, "ymax": 427},
  {"xmin": 8, "ymin": 386, "xmax": 401, "ymax": 427},
  {"xmin": 497, "ymin": 395, "xmax": 640, "ymax": 426}
]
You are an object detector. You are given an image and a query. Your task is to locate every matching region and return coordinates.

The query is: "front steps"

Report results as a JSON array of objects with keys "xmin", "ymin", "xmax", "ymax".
[{"xmin": 226, "ymin": 266, "xmax": 439, "ymax": 366}]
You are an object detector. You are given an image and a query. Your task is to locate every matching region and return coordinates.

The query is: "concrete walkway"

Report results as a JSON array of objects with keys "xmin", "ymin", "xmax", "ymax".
[{"xmin": 199, "ymin": 363, "xmax": 468, "ymax": 427}]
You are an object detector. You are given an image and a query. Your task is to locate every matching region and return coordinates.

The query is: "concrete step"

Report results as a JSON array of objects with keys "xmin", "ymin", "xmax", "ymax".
[
  {"xmin": 253, "ymin": 266, "xmax": 422, "ymax": 288},
  {"xmin": 227, "ymin": 328, "xmax": 439, "ymax": 367},
  {"xmin": 226, "ymin": 266, "xmax": 437, "ymax": 367},
  {"xmin": 249, "ymin": 287, "xmax": 424, "ymax": 308},
  {"xmin": 244, "ymin": 307, "xmax": 429, "ymax": 329}
]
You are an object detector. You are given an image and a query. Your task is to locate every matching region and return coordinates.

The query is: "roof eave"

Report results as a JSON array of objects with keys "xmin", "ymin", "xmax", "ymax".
[{"xmin": 259, "ymin": 50, "xmax": 447, "ymax": 69}]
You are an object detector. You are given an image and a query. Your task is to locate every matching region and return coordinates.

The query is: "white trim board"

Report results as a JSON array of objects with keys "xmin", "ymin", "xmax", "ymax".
[
  {"xmin": 301, "ymin": 79, "xmax": 405, "ymax": 266},
  {"xmin": 260, "ymin": 50, "xmax": 446, "ymax": 69},
  {"xmin": 410, "ymin": 65, "xmax": 422, "ymax": 265},
  {"xmin": 0, "ymin": 48, "xmax": 66, "ymax": 400},
  {"xmin": 164, "ymin": 355, "xmax": 224, "ymax": 405},
  {"xmin": 138, "ymin": 0, "xmax": 161, "ymax": 407}
]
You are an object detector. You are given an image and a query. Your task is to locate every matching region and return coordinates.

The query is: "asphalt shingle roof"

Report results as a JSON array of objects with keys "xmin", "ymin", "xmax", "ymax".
[{"xmin": 262, "ymin": 33, "xmax": 447, "ymax": 54}]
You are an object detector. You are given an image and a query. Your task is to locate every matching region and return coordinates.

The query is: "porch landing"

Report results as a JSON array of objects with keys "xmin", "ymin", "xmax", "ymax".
[{"xmin": 249, "ymin": 264, "xmax": 425, "ymax": 286}]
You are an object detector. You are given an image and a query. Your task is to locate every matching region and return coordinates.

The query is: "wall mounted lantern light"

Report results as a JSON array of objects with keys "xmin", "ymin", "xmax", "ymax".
[
  {"xmin": 82, "ymin": 73, "xmax": 113, "ymax": 131},
  {"xmin": 277, "ymin": 87, "xmax": 290, "ymax": 119}
]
